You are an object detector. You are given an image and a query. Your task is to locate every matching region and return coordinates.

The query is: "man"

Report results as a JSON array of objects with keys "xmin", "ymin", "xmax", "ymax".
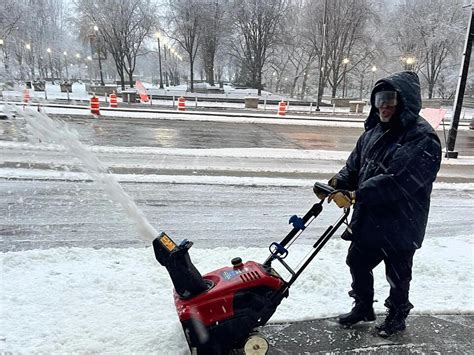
[{"xmin": 315, "ymin": 71, "xmax": 441, "ymax": 337}]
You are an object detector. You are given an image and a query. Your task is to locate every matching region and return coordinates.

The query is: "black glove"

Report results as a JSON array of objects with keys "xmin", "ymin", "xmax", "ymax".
[
  {"xmin": 328, "ymin": 176, "xmax": 338, "ymax": 188},
  {"xmin": 341, "ymin": 227, "xmax": 354, "ymax": 241},
  {"xmin": 328, "ymin": 190, "xmax": 356, "ymax": 208}
]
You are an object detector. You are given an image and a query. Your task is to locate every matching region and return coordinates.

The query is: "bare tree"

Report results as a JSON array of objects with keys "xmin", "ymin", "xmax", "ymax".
[
  {"xmin": 391, "ymin": 0, "xmax": 465, "ymax": 98},
  {"xmin": 0, "ymin": 0, "xmax": 23, "ymax": 74},
  {"xmin": 230, "ymin": 0, "xmax": 288, "ymax": 95},
  {"xmin": 200, "ymin": 0, "xmax": 228, "ymax": 86},
  {"xmin": 161, "ymin": 45, "xmax": 185, "ymax": 86},
  {"xmin": 0, "ymin": 0, "xmax": 74, "ymax": 82},
  {"xmin": 278, "ymin": 1, "xmax": 319, "ymax": 99},
  {"xmin": 1, "ymin": 0, "xmax": 468, "ymax": 100},
  {"xmin": 291, "ymin": 0, "xmax": 327, "ymax": 100},
  {"xmin": 350, "ymin": 47, "xmax": 379, "ymax": 99},
  {"xmin": 166, "ymin": 0, "xmax": 203, "ymax": 92},
  {"xmin": 75, "ymin": 0, "xmax": 156, "ymax": 89},
  {"xmin": 322, "ymin": 0, "xmax": 374, "ymax": 98}
]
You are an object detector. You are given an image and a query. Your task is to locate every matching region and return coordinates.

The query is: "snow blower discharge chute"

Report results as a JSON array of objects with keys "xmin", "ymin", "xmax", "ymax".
[{"xmin": 152, "ymin": 182, "xmax": 349, "ymax": 355}]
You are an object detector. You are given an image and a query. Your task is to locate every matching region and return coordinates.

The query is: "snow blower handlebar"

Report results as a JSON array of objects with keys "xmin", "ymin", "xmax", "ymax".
[
  {"xmin": 285, "ymin": 207, "xmax": 349, "ymax": 288},
  {"xmin": 264, "ymin": 182, "xmax": 350, "ymax": 289},
  {"xmin": 313, "ymin": 181, "xmax": 336, "ymax": 197}
]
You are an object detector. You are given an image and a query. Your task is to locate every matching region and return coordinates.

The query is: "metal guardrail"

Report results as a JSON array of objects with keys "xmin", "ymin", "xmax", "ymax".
[{"xmin": 143, "ymin": 94, "xmax": 332, "ymax": 107}]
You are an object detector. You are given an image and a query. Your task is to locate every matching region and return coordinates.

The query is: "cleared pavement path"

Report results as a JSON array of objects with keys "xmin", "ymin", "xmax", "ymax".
[{"xmin": 263, "ymin": 313, "xmax": 473, "ymax": 354}]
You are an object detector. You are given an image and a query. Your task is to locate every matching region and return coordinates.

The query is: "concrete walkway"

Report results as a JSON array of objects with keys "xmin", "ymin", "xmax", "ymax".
[{"xmin": 261, "ymin": 314, "xmax": 473, "ymax": 354}]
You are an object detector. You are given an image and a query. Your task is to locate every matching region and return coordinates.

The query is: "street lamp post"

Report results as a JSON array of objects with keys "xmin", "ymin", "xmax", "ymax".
[
  {"xmin": 271, "ymin": 71, "xmax": 276, "ymax": 92},
  {"xmin": 163, "ymin": 45, "xmax": 170, "ymax": 86},
  {"xmin": 86, "ymin": 56, "xmax": 93, "ymax": 80},
  {"xmin": 63, "ymin": 51, "xmax": 69, "ymax": 80},
  {"xmin": 89, "ymin": 25, "xmax": 105, "ymax": 86},
  {"xmin": 94, "ymin": 26, "xmax": 105, "ymax": 86},
  {"xmin": 446, "ymin": 4, "xmax": 473, "ymax": 158},
  {"xmin": 402, "ymin": 56, "xmax": 416, "ymax": 71},
  {"xmin": 316, "ymin": 0, "xmax": 328, "ymax": 111},
  {"xmin": 75, "ymin": 53, "xmax": 82, "ymax": 81},
  {"xmin": 25, "ymin": 43, "xmax": 34, "ymax": 80},
  {"xmin": 47, "ymin": 48, "xmax": 54, "ymax": 84},
  {"xmin": 155, "ymin": 32, "xmax": 164, "ymax": 89},
  {"xmin": 371, "ymin": 65, "xmax": 377, "ymax": 89},
  {"xmin": 342, "ymin": 58, "xmax": 349, "ymax": 98},
  {"xmin": 169, "ymin": 47, "xmax": 183, "ymax": 85},
  {"xmin": 39, "ymin": 56, "xmax": 44, "ymax": 80}
]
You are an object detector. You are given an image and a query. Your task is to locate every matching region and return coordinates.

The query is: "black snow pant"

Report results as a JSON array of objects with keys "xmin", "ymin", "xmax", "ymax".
[{"xmin": 346, "ymin": 242, "xmax": 416, "ymax": 308}]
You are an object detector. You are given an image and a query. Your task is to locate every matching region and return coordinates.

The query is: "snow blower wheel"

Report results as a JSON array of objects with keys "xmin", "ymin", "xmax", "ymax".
[{"xmin": 243, "ymin": 335, "xmax": 269, "ymax": 355}]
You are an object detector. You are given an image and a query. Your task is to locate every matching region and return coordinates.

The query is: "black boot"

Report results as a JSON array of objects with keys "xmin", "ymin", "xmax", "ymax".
[
  {"xmin": 376, "ymin": 300, "xmax": 413, "ymax": 338},
  {"xmin": 338, "ymin": 291, "xmax": 375, "ymax": 326}
]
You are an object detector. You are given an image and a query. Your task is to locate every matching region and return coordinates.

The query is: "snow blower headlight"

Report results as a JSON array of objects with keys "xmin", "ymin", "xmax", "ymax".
[{"xmin": 374, "ymin": 90, "xmax": 397, "ymax": 108}]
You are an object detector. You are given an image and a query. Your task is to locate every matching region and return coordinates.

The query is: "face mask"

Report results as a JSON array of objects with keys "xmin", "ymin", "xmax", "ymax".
[{"xmin": 374, "ymin": 90, "xmax": 397, "ymax": 108}]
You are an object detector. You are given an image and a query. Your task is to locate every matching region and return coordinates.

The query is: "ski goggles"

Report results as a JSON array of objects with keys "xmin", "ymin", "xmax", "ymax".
[{"xmin": 374, "ymin": 91, "xmax": 398, "ymax": 108}]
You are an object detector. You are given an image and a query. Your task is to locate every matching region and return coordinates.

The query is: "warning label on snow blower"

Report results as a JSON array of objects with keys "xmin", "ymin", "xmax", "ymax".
[{"xmin": 159, "ymin": 234, "xmax": 177, "ymax": 252}]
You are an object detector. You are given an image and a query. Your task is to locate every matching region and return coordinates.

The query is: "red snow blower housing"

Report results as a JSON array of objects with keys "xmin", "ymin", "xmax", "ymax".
[{"xmin": 152, "ymin": 182, "xmax": 349, "ymax": 355}]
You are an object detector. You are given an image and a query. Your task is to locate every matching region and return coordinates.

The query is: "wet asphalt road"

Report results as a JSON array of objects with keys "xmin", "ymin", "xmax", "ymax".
[
  {"xmin": 2, "ymin": 114, "xmax": 473, "ymax": 154},
  {"xmin": 2, "ymin": 180, "xmax": 473, "ymax": 252},
  {"xmin": 2, "ymin": 114, "xmax": 366, "ymax": 151}
]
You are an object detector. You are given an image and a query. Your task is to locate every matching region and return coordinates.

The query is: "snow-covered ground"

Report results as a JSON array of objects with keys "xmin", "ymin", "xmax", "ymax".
[{"xmin": 1, "ymin": 106, "xmax": 473, "ymax": 354}]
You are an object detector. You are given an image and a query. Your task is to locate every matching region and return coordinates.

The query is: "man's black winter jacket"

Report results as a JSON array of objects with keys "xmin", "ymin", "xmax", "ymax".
[{"xmin": 332, "ymin": 71, "xmax": 442, "ymax": 251}]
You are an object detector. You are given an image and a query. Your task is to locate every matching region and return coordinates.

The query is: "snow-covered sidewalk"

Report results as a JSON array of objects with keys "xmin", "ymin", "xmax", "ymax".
[{"xmin": 2, "ymin": 235, "xmax": 473, "ymax": 353}]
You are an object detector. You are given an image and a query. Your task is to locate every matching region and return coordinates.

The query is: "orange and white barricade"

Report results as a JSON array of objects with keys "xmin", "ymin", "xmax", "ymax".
[
  {"xmin": 23, "ymin": 88, "xmax": 30, "ymax": 103},
  {"xmin": 277, "ymin": 99, "xmax": 287, "ymax": 116},
  {"xmin": 109, "ymin": 92, "xmax": 118, "ymax": 108},
  {"xmin": 140, "ymin": 92, "xmax": 149, "ymax": 103},
  {"xmin": 420, "ymin": 108, "xmax": 447, "ymax": 129},
  {"xmin": 135, "ymin": 80, "xmax": 149, "ymax": 103},
  {"xmin": 90, "ymin": 96, "xmax": 100, "ymax": 116},
  {"xmin": 177, "ymin": 96, "xmax": 185, "ymax": 111}
]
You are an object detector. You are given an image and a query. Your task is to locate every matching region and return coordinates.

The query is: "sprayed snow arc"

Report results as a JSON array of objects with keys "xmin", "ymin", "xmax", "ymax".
[{"xmin": 19, "ymin": 106, "xmax": 158, "ymax": 243}]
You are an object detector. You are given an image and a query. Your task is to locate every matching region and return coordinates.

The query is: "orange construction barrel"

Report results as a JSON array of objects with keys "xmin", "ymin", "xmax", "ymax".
[
  {"xmin": 277, "ymin": 100, "xmax": 287, "ymax": 116},
  {"xmin": 23, "ymin": 88, "xmax": 30, "ymax": 103},
  {"xmin": 90, "ymin": 96, "xmax": 100, "ymax": 116},
  {"xmin": 177, "ymin": 96, "xmax": 185, "ymax": 111},
  {"xmin": 109, "ymin": 92, "xmax": 118, "ymax": 108}
]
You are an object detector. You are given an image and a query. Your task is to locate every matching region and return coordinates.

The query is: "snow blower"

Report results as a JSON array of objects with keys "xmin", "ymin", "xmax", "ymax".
[{"xmin": 152, "ymin": 182, "xmax": 349, "ymax": 355}]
